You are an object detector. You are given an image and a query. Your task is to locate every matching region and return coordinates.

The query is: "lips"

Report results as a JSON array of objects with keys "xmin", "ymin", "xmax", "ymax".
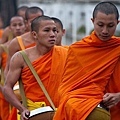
[
  {"xmin": 16, "ymin": 31, "xmax": 22, "ymax": 35},
  {"xmin": 100, "ymin": 35, "xmax": 110, "ymax": 41},
  {"xmin": 49, "ymin": 39, "xmax": 56, "ymax": 44}
]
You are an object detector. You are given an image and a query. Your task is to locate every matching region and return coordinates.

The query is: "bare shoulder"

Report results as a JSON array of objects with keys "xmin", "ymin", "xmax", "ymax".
[
  {"xmin": 1, "ymin": 26, "xmax": 11, "ymax": 43},
  {"xmin": 21, "ymin": 32, "xmax": 35, "ymax": 45},
  {"xmin": 8, "ymin": 37, "xmax": 21, "ymax": 54},
  {"xmin": 10, "ymin": 51, "xmax": 25, "ymax": 68}
]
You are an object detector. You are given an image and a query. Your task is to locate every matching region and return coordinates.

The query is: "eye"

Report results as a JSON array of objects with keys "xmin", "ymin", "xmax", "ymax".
[
  {"xmin": 108, "ymin": 24, "xmax": 114, "ymax": 27},
  {"xmin": 98, "ymin": 24, "xmax": 103, "ymax": 27},
  {"xmin": 44, "ymin": 29, "xmax": 49, "ymax": 32}
]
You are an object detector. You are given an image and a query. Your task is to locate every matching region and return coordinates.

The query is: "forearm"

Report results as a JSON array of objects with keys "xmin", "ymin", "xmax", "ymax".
[{"xmin": 3, "ymin": 85, "xmax": 26, "ymax": 113}]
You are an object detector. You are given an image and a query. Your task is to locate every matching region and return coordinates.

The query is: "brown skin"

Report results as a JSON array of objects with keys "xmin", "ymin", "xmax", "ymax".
[
  {"xmin": 0, "ymin": 16, "xmax": 26, "ymax": 94},
  {"xmin": 91, "ymin": 11, "xmax": 119, "ymax": 41},
  {"xmin": 0, "ymin": 16, "xmax": 26, "ymax": 44},
  {"xmin": 3, "ymin": 19, "xmax": 57, "ymax": 120},
  {"xmin": 4, "ymin": 11, "xmax": 43, "ymax": 76},
  {"xmin": 54, "ymin": 22, "xmax": 65, "ymax": 46},
  {"xmin": 0, "ymin": 27, "xmax": 12, "ymax": 44},
  {"xmin": 9, "ymin": 16, "xmax": 26, "ymax": 37},
  {"xmin": 91, "ymin": 11, "xmax": 120, "ymax": 108}
]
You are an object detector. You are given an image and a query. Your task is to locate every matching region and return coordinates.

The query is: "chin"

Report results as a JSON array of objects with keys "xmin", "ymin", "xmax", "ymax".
[{"xmin": 100, "ymin": 38, "xmax": 110, "ymax": 41}]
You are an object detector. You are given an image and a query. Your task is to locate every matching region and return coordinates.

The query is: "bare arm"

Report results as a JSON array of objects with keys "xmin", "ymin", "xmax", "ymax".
[
  {"xmin": 3, "ymin": 52, "xmax": 30, "ymax": 119},
  {"xmin": 4, "ymin": 37, "xmax": 20, "ymax": 76}
]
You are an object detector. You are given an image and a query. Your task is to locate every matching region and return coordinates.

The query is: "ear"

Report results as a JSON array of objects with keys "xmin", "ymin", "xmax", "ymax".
[
  {"xmin": 62, "ymin": 29, "xmax": 66, "ymax": 36},
  {"xmin": 117, "ymin": 20, "xmax": 120, "ymax": 24},
  {"xmin": 31, "ymin": 31, "xmax": 38, "ymax": 39},
  {"xmin": 91, "ymin": 18, "xmax": 94, "ymax": 23}
]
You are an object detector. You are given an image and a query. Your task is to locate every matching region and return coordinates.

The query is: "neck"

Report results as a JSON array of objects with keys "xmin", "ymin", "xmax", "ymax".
[{"xmin": 35, "ymin": 45, "xmax": 53, "ymax": 56}]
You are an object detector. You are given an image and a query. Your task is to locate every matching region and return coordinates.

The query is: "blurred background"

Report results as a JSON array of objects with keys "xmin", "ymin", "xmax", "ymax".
[{"xmin": 0, "ymin": 0, "xmax": 120, "ymax": 45}]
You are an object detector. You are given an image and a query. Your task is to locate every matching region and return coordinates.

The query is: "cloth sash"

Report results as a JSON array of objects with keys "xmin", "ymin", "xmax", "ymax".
[
  {"xmin": 21, "ymin": 45, "xmax": 67, "ymax": 108},
  {"xmin": 27, "ymin": 99, "xmax": 46, "ymax": 111}
]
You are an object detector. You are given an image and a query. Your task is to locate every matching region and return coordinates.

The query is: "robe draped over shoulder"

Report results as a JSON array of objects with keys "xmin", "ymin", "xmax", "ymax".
[
  {"xmin": 54, "ymin": 32, "xmax": 120, "ymax": 120},
  {"xmin": 21, "ymin": 45, "xmax": 68, "ymax": 108}
]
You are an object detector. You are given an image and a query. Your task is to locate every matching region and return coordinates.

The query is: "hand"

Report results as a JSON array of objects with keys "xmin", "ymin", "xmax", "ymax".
[
  {"xmin": 102, "ymin": 92, "xmax": 120, "ymax": 108},
  {"xmin": 20, "ymin": 109, "xmax": 30, "ymax": 120}
]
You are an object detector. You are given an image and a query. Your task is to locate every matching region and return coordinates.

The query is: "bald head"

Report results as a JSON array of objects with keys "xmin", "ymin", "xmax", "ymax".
[
  {"xmin": 31, "ymin": 15, "xmax": 54, "ymax": 33},
  {"xmin": 93, "ymin": 2, "xmax": 119, "ymax": 20},
  {"xmin": 25, "ymin": 6, "xmax": 44, "ymax": 21}
]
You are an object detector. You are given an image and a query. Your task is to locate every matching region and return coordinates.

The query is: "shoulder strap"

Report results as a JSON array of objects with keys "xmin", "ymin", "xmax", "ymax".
[
  {"xmin": 19, "ymin": 78, "xmax": 27, "ymax": 108},
  {"xmin": 19, "ymin": 51, "xmax": 56, "ymax": 111},
  {"xmin": 0, "ymin": 44, "xmax": 8, "ymax": 54},
  {"xmin": 17, "ymin": 36, "xmax": 25, "ymax": 50},
  {"xmin": 0, "ymin": 67, "xmax": 4, "ymax": 85}
]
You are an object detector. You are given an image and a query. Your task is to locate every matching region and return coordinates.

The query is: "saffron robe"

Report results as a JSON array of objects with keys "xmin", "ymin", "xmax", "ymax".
[
  {"xmin": 53, "ymin": 31, "xmax": 120, "ymax": 120},
  {"xmin": 8, "ymin": 36, "xmax": 35, "ymax": 120},
  {"xmin": 0, "ymin": 29, "xmax": 3, "ymax": 40},
  {"xmin": 0, "ymin": 51, "xmax": 10, "ymax": 120},
  {"xmin": 21, "ymin": 46, "xmax": 67, "ymax": 109}
]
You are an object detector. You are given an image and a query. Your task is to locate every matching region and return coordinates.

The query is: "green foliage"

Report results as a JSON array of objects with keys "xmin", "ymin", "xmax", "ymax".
[{"xmin": 77, "ymin": 25, "xmax": 86, "ymax": 34}]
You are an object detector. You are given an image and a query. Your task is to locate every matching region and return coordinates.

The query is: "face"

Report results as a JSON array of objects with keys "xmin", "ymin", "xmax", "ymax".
[
  {"xmin": 91, "ymin": 11, "xmax": 119, "ymax": 41},
  {"xmin": 55, "ymin": 22, "xmax": 65, "ymax": 45},
  {"xmin": 26, "ymin": 12, "xmax": 43, "ymax": 31},
  {"xmin": 10, "ymin": 17, "xmax": 26, "ymax": 37},
  {"xmin": 32, "ymin": 20, "xmax": 57, "ymax": 48}
]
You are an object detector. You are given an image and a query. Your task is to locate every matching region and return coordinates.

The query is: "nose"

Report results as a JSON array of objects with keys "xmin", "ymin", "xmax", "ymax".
[
  {"xmin": 16, "ymin": 25, "xmax": 20, "ymax": 29},
  {"xmin": 102, "ymin": 26, "xmax": 108, "ymax": 34},
  {"xmin": 50, "ymin": 30, "xmax": 56, "ymax": 37}
]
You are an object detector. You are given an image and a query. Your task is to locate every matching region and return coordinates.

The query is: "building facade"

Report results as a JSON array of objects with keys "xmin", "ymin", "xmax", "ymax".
[{"xmin": 18, "ymin": 0, "xmax": 120, "ymax": 45}]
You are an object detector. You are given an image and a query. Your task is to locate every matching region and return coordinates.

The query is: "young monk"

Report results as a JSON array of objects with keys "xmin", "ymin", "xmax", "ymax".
[
  {"xmin": 53, "ymin": 2, "xmax": 120, "ymax": 120},
  {"xmin": 0, "ymin": 15, "xmax": 26, "ymax": 120},
  {"xmin": 4, "ymin": 6, "xmax": 44, "ymax": 76},
  {"xmin": 3, "ymin": 15, "xmax": 68, "ymax": 120},
  {"xmin": 51, "ymin": 17, "xmax": 65, "ymax": 46},
  {"xmin": 17, "ymin": 6, "xmax": 29, "ymax": 20},
  {"xmin": 0, "ymin": 6, "xmax": 28, "ymax": 44}
]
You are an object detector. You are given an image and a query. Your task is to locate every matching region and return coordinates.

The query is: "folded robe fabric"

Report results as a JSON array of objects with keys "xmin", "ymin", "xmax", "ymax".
[
  {"xmin": 21, "ymin": 45, "xmax": 68, "ymax": 109},
  {"xmin": 0, "ymin": 51, "xmax": 10, "ymax": 120},
  {"xmin": 53, "ymin": 32, "xmax": 120, "ymax": 120}
]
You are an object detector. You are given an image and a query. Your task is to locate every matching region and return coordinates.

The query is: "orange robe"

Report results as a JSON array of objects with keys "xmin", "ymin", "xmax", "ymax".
[
  {"xmin": 0, "ymin": 52, "xmax": 10, "ymax": 120},
  {"xmin": 8, "ymin": 37, "xmax": 35, "ymax": 120},
  {"xmin": 0, "ymin": 29, "xmax": 3, "ymax": 40},
  {"xmin": 106, "ymin": 55, "xmax": 120, "ymax": 119},
  {"xmin": 21, "ymin": 46, "xmax": 67, "ymax": 108},
  {"xmin": 54, "ymin": 32, "xmax": 120, "ymax": 120}
]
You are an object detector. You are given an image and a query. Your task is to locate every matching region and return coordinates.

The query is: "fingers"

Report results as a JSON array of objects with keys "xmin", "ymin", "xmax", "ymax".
[
  {"xmin": 102, "ymin": 93, "xmax": 120, "ymax": 108},
  {"xmin": 21, "ymin": 110, "xmax": 30, "ymax": 120}
]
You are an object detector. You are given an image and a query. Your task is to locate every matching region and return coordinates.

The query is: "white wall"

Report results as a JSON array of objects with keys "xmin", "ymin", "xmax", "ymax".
[{"xmin": 19, "ymin": 2, "xmax": 120, "ymax": 45}]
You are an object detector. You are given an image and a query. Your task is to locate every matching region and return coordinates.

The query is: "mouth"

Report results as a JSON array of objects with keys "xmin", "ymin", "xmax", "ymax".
[
  {"xmin": 100, "ymin": 35, "xmax": 110, "ymax": 40},
  {"xmin": 16, "ymin": 32, "xmax": 22, "ymax": 35},
  {"xmin": 49, "ymin": 39, "xmax": 56, "ymax": 44}
]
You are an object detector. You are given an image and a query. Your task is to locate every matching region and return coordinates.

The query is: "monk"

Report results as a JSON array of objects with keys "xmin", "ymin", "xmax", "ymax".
[
  {"xmin": 0, "ymin": 6, "xmax": 28, "ymax": 44},
  {"xmin": 51, "ymin": 17, "xmax": 66, "ymax": 46},
  {"xmin": 0, "ymin": 15, "xmax": 26, "ymax": 120},
  {"xmin": 17, "ymin": 6, "xmax": 29, "ymax": 20},
  {"xmin": 4, "ymin": 6, "xmax": 44, "ymax": 76},
  {"xmin": 3, "ymin": 15, "xmax": 68, "ymax": 120},
  {"xmin": 53, "ymin": 2, "xmax": 120, "ymax": 120}
]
